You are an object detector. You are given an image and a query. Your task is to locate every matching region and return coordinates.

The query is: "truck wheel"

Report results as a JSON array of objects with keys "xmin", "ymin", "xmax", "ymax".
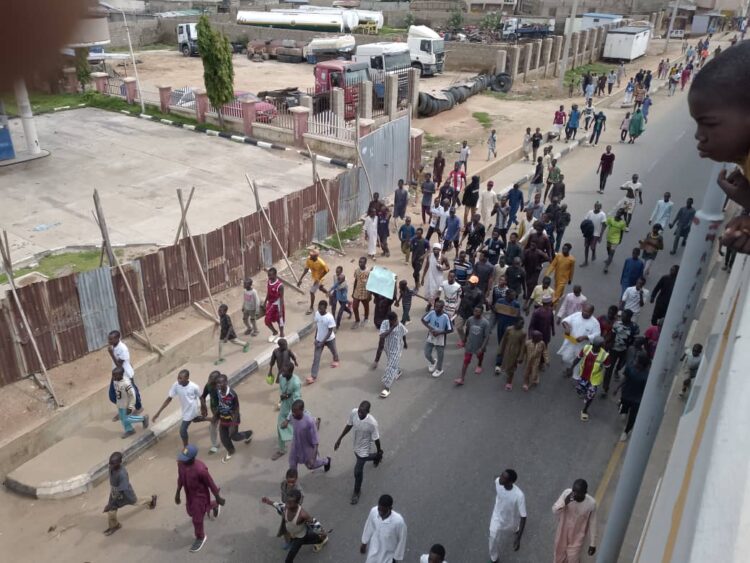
[
  {"xmin": 411, "ymin": 62, "xmax": 424, "ymax": 77},
  {"xmin": 508, "ymin": 33, "xmax": 518, "ymax": 42},
  {"xmin": 182, "ymin": 45, "xmax": 191, "ymax": 57},
  {"xmin": 491, "ymin": 73, "xmax": 513, "ymax": 93}
]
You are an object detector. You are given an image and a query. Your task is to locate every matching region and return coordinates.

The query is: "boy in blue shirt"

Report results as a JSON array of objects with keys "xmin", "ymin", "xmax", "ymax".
[
  {"xmin": 398, "ymin": 216, "xmax": 416, "ymax": 264},
  {"xmin": 421, "ymin": 300, "xmax": 453, "ymax": 378}
]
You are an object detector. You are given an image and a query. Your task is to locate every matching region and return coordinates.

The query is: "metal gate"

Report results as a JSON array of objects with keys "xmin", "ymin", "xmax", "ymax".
[{"xmin": 358, "ymin": 116, "xmax": 410, "ymax": 200}]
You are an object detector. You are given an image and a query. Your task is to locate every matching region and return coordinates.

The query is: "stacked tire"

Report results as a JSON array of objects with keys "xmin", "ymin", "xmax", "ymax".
[{"xmin": 416, "ymin": 72, "xmax": 513, "ymax": 118}]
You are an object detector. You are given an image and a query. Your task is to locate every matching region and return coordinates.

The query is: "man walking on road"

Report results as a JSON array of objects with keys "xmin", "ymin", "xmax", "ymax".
[
  {"xmin": 581, "ymin": 202, "xmax": 606, "ymax": 266},
  {"xmin": 298, "ymin": 249, "xmax": 330, "ymax": 315},
  {"xmin": 103, "ymin": 451, "xmax": 156, "ymax": 536},
  {"xmin": 571, "ymin": 337, "xmax": 610, "ymax": 421},
  {"xmin": 488, "ymin": 469, "xmax": 527, "ymax": 563},
  {"xmin": 422, "ymin": 299, "xmax": 453, "ymax": 378},
  {"xmin": 552, "ymin": 479, "xmax": 597, "ymax": 562},
  {"xmin": 603, "ymin": 209, "xmax": 628, "ymax": 274},
  {"xmin": 107, "ymin": 330, "xmax": 142, "ymax": 415},
  {"xmin": 309, "ymin": 300, "xmax": 340, "ymax": 384},
  {"xmin": 334, "ymin": 401, "xmax": 383, "ymax": 505},
  {"xmin": 214, "ymin": 374, "xmax": 253, "ymax": 464},
  {"xmin": 153, "ymin": 369, "xmax": 205, "ymax": 448},
  {"xmin": 360, "ymin": 494, "xmax": 407, "ymax": 563},
  {"xmin": 649, "ymin": 192, "xmax": 673, "ymax": 229},
  {"xmin": 282, "ymin": 399, "xmax": 331, "ymax": 473},
  {"xmin": 595, "ymin": 145, "xmax": 615, "ymax": 194},
  {"xmin": 669, "ymin": 197, "xmax": 696, "ymax": 255},
  {"xmin": 175, "ymin": 444, "xmax": 225, "ymax": 553},
  {"xmin": 264, "ymin": 267, "xmax": 286, "ymax": 343},
  {"xmin": 558, "ymin": 304, "xmax": 600, "ymax": 377}
]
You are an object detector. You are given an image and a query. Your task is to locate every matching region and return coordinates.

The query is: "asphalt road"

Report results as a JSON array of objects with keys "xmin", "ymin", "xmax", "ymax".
[{"xmin": 0, "ymin": 84, "xmax": 719, "ymax": 563}]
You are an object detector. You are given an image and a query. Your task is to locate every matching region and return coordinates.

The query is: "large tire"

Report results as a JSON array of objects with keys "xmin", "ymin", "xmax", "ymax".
[
  {"xmin": 491, "ymin": 73, "xmax": 513, "ymax": 93},
  {"xmin": 182, "ymin": 44, "xmax": 191, "ymax": 57}
]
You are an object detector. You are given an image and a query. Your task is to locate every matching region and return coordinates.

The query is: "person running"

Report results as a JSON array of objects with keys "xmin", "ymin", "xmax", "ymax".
[
  {"xmin": 640, "ymin": 224, "xmax": 664, "ymax": 276},
  {"xmin": 372, "ymin": 311, "xmax": 408, "ymax": 398},
  {"xmin": 200, "ymin": 371, "xmax": 222, "ymax": 454},
  {"xmin": 603, "ymin": 209, "xmax": 628, "ymax": 274},
  {"xmin": 421, "ymin": 544, "xmax": 447, "ymax": 563},
  {"xmin": 282, "ymin": 399, "xmax": 331, "ymax": 473},
  {"xmin": 334, "ymin": 401, "xmax": 384, "ymax": 505},
  {"xmin": 595, "ymin": 145, "xmax": 615, "ymax": 193},
  {"xmin": 298, "ymin": 249, "xmax": 330, "ymax": 314},
  {"xmin": 242, "ymin": 278, "xmax": 260, "ymax": 336},
  {"xmin": 552, "ymin": 105, "xmax": 567, "ymax": 141},
  {"xmin": 329, "ymin": 272, "xmax": 353, "ymax": 329},
  {"xmin": 102, "ymin": 451, "xmax": 156, "ymax": 536},
  {"xmin": 422, "ymin": 299, "xmax": 453, "ymax": 378},
  {"xmin": 620, "ymin": 278, "xmax": 649, "ymax": 322},
  {"xmin": 545, "ymin": 243, "xmax": 575, "ymax": 303},
  {"xmin": 175, "ymin": 444, "xmax": 225, "ymax": 553},
  {"xmin": 618, "ymin": 174, "xmax": 643, "ymax": 226},
  {"xmin": 582, "ymin": 99, "xmax": 594, "ymax": 130},
  {"xmin": 581, "ymin": 202, "xmax": 606, "ymax": 266},
  {"xmin": 214, "ymin": 304, "xmax": 248, "ymax": 365},
  {"xmin": 264, "ymin": 267, "xmax": 286, "ymax": 343},
  {"xmin": 111, "ymin": 367, "xmax": 148, "ymax": 439},
  {"xmin": 107, "ymin": 330, "xmax": 142, "ymax": 415},
  {"xmin": 455, "ymin": 305, "xmax": 491, "ymax": 386},
  {"xmin": 603, "ymin": 309, "xmax": 639, "ymax": 397},
  {"xmin": 212, "ymin": 374, "xmax": 253, "ymax": 463},
  {"xmin": 627, "ymin": 108, "xmax": 646, "ymax": 144},
  {"xmin": 552, "ymin": 479, "xmax": 598, "ymax": 562},
  {"xmin": 589, "ymin": 111, "xmax": 606, "ymax": 146},
  {"xmin": 360, "ymin": 494, "xmax": 407, "ymax": 562},
  {"xmin": 352, "ymin": 256, "xmax": 372, "ymax": 329},
  {"xmin": 619, "ymin": 352, "xmax": 650, "ymax": 441},
  {"xmin": 519, "ymin": 330, "xmax": 548, "ymax": 391},
  {"xmin": 398, "ymin": 216, "xmax": 416, "ymax": 264},
  {"xmin": 273, "ymin": 363, "xmax": 302, "ymax": 460},
  {"xmin": 619, "ymin": 248, "xmax": 645, "ymax": 298},
  {"xmin": 669, "ymin": 197, "xmax": 696, "ymax": 255},
  {"xmin": 650, "ymin": 265, "xmax": 678, "ymax": 326},
  {"xmin": 153, "ymin": 369, "xmax": 205, "ymax": 448},
  {"xmin": 571, "ymin": 336, "xmax": 610, "ymax": 421},
  {"xmin": 309, "ymin": 300, "xmax": 340, "ymax": 385},
  {"xmin": 558, "ymin": 304, "xmax": 600, "ymax": 377},
  {"xmin": 678, "ymin": 343, "xmax": 704, "ymax": 398},
  {"xmin": 261, "ymin": 489, "xmax": 328, "ymax": 561},
  {"xmin": 488, "ymin": 469, "xmax": 527, "ymax": 563}
]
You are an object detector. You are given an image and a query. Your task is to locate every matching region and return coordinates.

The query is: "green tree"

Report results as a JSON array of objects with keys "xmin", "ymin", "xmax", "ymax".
[
  {"xmin": 196, "ymin": 15, "xmax": 234, "ymax": 128},
  {"xmin": 404, "ymin": 13, "xmax": 416, "ymax": 28},
  {"xmin": 447, "ymin": 8, "xmax": 464, "ymax": 32},
  {"xmin": 74, "ymin": 48, "xmax": 91, "ymax": 92}
]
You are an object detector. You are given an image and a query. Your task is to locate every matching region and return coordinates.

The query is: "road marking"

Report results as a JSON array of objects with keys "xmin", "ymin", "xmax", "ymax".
[{"xmin": 595, "ymin": 441, "xmax": 625, "ymax": 503}]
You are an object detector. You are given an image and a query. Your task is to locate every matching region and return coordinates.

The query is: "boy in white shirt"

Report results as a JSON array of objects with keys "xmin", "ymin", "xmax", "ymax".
[
  {"xmin": 242, "ymin": 278, "xmax": 260, "ymax": 336},
  {"xmin": 111, "ymin": 367, "xmax": 148, "ymax": 438},
  {"xmin": 308, "ymin": 300, "xmax": 340, "ymax": 385},
  {"xmin": 153, "ymin": 369, "xmax": 206, "ymax": 447}
]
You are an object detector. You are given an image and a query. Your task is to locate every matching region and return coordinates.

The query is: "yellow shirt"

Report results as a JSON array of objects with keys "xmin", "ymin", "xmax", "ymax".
[
  {"xmin": 529, "ymin": 284, "xmax": 555, "ymax": 305},
  {"xmin": 305, "ymin": 257, "xmax": 329, "ymax": 282}
]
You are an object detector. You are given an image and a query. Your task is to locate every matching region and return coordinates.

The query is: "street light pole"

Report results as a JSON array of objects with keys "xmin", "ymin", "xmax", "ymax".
[
  {"xmin": 595, "ymin": 162, "xmax": 726, "ymax": 563},
  {"xmin": 558, "ymin": 0, "xmax": 580, "ymax": 90},
  {"xmin": 663, "ymin": 0, "xmax": 680, "ymax": 55},
  {"xmin": 100, "ymin": 2, "xmax": 145, "ymax": 114}
]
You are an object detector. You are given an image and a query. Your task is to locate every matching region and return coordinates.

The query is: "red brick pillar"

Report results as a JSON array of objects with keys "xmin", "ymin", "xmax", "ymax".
[
  {"xmin": 195, "ymin": 89, "xmax": 208, "ymax": 123},
  {"xmin": 91, "ymin": 72, "xmax": 108, "ymax": 94},
  {"xmin": 241, "ymin": 99, "xmax": 257, "ymax": 136},
  {"xmin": 289, "ymin": 106, "xmax": 310, "ymax": 148},
  {"xmin": 158, "ymin": 86, "xmax": 172, "ymax": 113},
  {"xmin": 123, "ymin": 77, "xmax": 137, "ymax": 104}
]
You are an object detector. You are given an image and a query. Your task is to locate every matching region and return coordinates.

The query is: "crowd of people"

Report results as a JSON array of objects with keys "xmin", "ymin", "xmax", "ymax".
[{"xmin": 95, "ymin": 34, "xmax": 750, "ymax": 563}]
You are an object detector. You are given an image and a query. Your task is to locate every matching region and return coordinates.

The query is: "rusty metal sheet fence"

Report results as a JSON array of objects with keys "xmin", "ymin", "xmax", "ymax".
[{"xmin": 0, "ymin": 165, "xmax": 378, "ymax": 386}]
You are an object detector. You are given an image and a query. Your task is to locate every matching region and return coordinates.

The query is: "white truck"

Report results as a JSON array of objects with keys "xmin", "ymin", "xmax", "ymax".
[
  {"xmin": 407, "ymin": 25, "xmax": 445, "ymax": 76},
  {"xmin": 177, "ymin": 22, "xmax": 199, "ymax": 57}
]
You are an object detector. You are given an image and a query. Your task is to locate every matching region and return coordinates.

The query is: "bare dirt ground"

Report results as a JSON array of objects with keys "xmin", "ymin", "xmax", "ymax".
[{"xmin": 414, "ymin": 38, "xmax": 687, "ymax": 165}]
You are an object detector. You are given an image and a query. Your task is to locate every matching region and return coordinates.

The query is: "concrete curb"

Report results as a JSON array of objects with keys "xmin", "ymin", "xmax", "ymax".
[{"xmin": 3, "ymin": 322, "xmax": 315, "ymax": 500}]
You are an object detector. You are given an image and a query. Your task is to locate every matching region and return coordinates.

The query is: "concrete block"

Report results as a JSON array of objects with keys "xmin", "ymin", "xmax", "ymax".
[
  {"xmin": 542, "ymin": 37, "xmax": 553, "ymax": 78},
  {"xmin": 158, "ymin": 85, "xmax": 171, "ymax": 113},
  {"xmin": 408, "ymin": 68, "xmax": 420, "ymax": 118},
  {"xmin": 91, "ymin": 71, "xmax": 108, "ymax": 94},
  {"xmin": 358, "ymin": 81, "xmax": 373, "ymax": 119},
  {"xmin": 331, "ymin": 87, "xmax": 345, "ymax": 125},
  {"xmin": 289, "ymin": 105, "xmax": 310, "ymax": 147},
  {"xmin": 522, "ymin": 43, "xmax": 533, "ymax": 82},
  {"xmin": 533, "ymin": 39, "xmax": 543, "ymax": 71},
  {"xmin": 241, "ymin": 99, "xmax": 256, "ymax": 135},
  {"xmin": 123, "ymin": 77, "xmax": 137, "ymax": 104},
  {"xmin": 494, "ymin": 49, "xmax": 507, "ymax": 74},
  {"xmin": 507, "ymin": 45, "xmax": 520, "ymax": 80},
  {"xmin": 385, "ymin": 74, "xmax": 398, "ymax": 119}
]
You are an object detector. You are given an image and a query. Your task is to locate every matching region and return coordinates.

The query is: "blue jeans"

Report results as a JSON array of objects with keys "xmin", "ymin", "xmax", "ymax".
[{"xmin": 118, "ymin": 408, "xmax": 144, "ymax": 433}]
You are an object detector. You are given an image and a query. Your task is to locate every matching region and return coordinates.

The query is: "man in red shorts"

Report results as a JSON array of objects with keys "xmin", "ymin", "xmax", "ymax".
[{"xmin": 264, "ymin": 267, "xmax": 285, "ymax": 343}]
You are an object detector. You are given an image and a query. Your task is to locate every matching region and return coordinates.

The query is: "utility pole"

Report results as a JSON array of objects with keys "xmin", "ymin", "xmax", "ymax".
[
  {"xmin": 100, "ymin": 2, "xmax": 146, "ymax": 114},
  {"xmin": 596, "ymin": 162, "xmax": 726, "ymax": 563},
  {"xmin": 663, "ymin": 0, "xmax": 680, "ymax": 55},
  {"xmin": 558, "ymin": 0, "xmax": 580, "ymax": 90}
]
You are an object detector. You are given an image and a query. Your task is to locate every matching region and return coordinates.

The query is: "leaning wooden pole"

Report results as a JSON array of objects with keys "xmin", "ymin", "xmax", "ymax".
[
  {"xmin": 173, "ymin": 186, "xmax": 196, "ymax": 245},
  {"xmin": 245, "ymin": 174, "xmax": 300, "ymax": 283},
  {"xmin": 0, "ymin": 231, "xmax": 62, "ymax": 407},
  {"xmin": 93, "ymin": 190, "xmax": 163, "ymax": 357}
]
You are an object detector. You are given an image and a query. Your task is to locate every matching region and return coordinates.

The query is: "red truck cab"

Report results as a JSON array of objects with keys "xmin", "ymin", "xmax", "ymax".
[{"xmin": 313, "ymin": 60, "xmax": 369, "ymax": 120}]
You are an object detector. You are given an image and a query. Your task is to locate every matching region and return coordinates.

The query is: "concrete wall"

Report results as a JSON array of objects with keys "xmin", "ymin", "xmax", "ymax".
[{"xmin": 108, "ymin": 16, "xmax": 161, "ymax": 48}]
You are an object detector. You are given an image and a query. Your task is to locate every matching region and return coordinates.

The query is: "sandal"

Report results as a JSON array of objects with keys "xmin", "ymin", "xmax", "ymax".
[
  {"xmin": 580, "ymin": 411, "xmax": 590, "ymax": 421},
  {"xmin": 474, "ymin": 366, "xmax": 483, "ymax": 375},
  {"xmin": 453, "ymin": 378, "xmax": 465, "ymax": 386},
  {"xmin": 505, "ymin": 384, "xmax": 513, "ymax": 391},
  {"xmin": 379, "ymin": 389, "xmax": 391, "ymax": 398},
  {"xmin": 312, "ymin": 536, "xmax": 329, "ymax": 552}
]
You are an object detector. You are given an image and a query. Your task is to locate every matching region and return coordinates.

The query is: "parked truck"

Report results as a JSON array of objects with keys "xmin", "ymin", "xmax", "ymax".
[
  {"xmin": 313, "ymin": 60, "xmax": 369, "ymax": 119},
  {"xmin": 407, "ymin": 25, "xmax": 445, "ymax": 76},
  {"xmin": 500, "ymin": 17, "xmax": 554, "ymax": 41},
  {"xmin": 177, "ymin": 22, "xmax": 199, "ymax": 56}
]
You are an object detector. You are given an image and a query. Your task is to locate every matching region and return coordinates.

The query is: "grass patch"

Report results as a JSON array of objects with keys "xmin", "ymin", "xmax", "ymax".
[
  {"xmin": 423, "ymin": 132, "xmax": 448, "ymax": 150},
  {"xmin": 0, "ymin": 250, "xmax": 124, "ymax": 284},
  {"xmin": 564, "ymin": 62, "xmax": 613, "ymax": 86},
  {"xmin": 1, "ymin": 92, "xmax": 85, "ymax": 116},
  {"xmin": 472, "ymin": 111, "xmax": 493, "ymax": 129},
  {"xmin": 481, "ymin": 90, "xmax": 536, "ymax": 102},
  {"xmin": 323, "ymin": 223, "xmax": 362, "ymax": 250},
  {"xmin": 378, "ymin": 26, "xmax": 407, "ymax": 36},
  {"xmin": 110, "ymin": 43, "xmax": 175, "ymax": 53}
]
